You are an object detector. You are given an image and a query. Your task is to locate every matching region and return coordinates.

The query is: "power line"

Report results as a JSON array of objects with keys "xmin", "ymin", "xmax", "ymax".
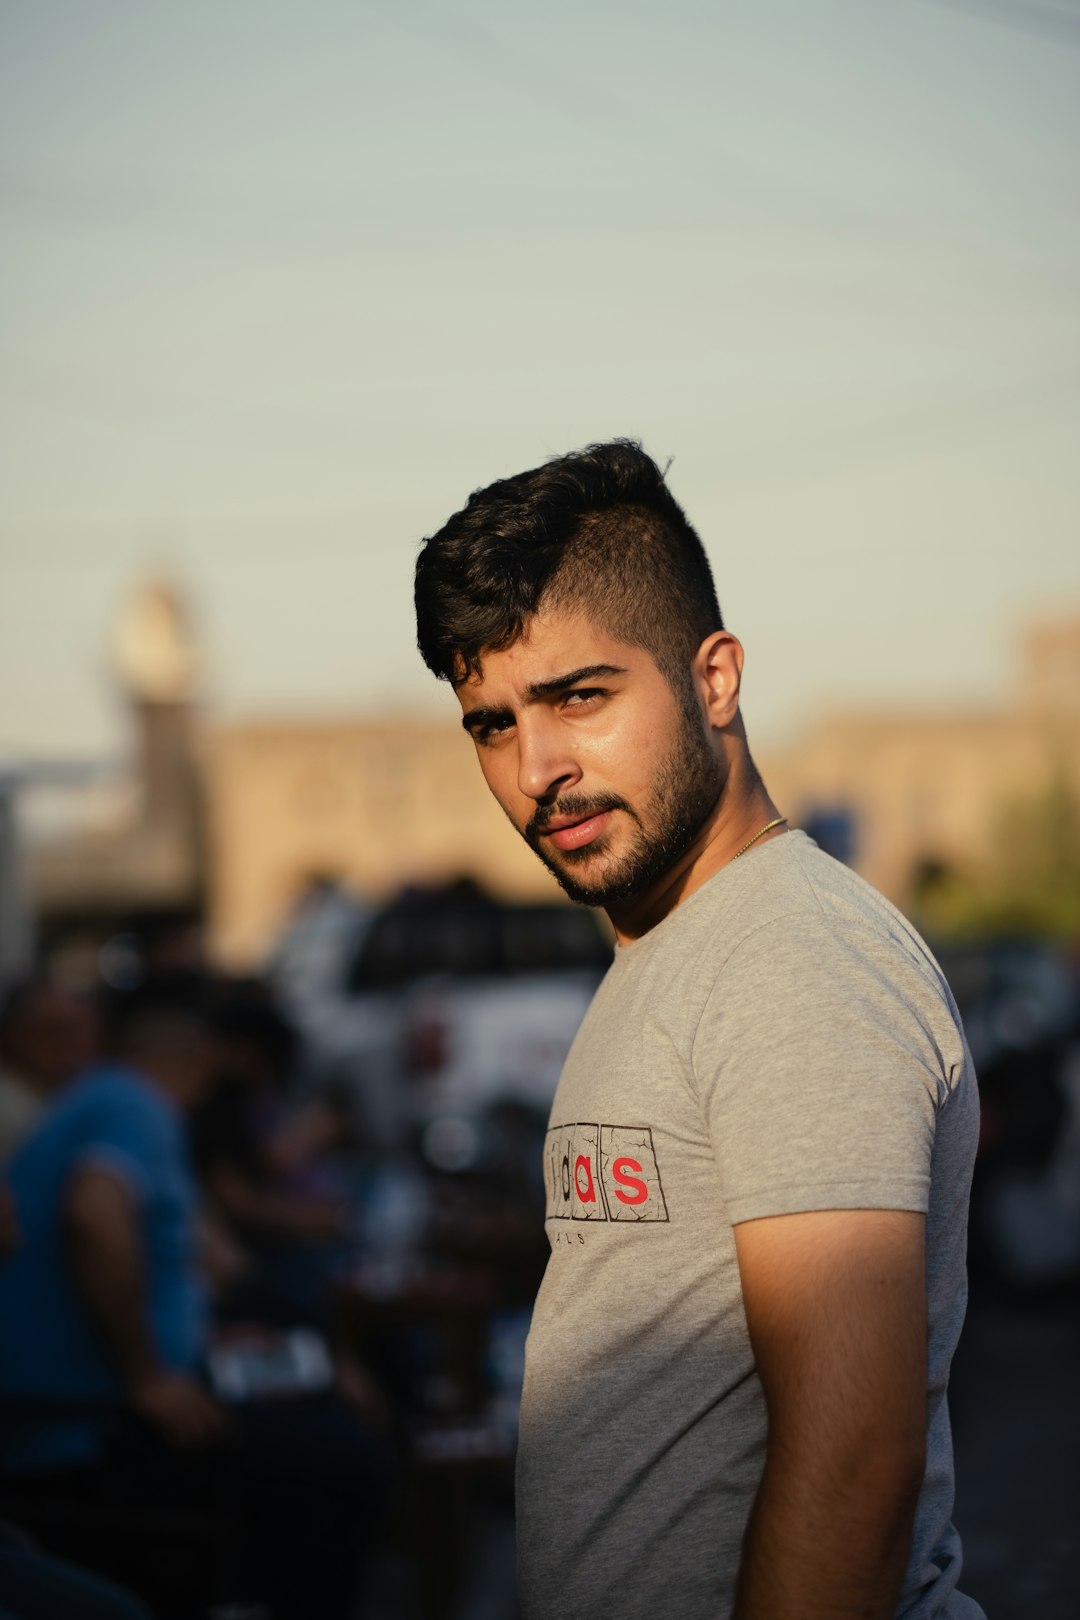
[
  {"xmin": 917, "ymin": 0, "xmax": 1080, "ymax": 49},
  {"xmin": 2, "ymin": 363, "xmax": 1078, "ymax": 563}
]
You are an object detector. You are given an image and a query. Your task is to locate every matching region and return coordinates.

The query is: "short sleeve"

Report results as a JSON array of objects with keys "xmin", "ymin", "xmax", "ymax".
[
  {"xmin": 692, "ymin": 915, "xmax": 951, "ymax": 1224},
  {"xmin": 73, "ymin": 1087, "xmax": 170, "ymax": 1204}
]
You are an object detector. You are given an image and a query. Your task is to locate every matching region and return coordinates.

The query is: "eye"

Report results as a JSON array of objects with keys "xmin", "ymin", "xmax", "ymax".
[
  {"xmin": 562, "ymin": 687, "xmax": 604, "ymax": 710},
  {"xmin": 474, "ymin": 714, "xmax": 515, "ymax": 746}
]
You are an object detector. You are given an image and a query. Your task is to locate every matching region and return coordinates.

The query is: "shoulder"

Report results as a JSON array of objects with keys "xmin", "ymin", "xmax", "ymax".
[
  {"xmin": 62, "ymin": 1066, "xmax": 180, "ymax": 1174},
  {"xmin": 65, "ymin": 1065, "xmax": 167, "ymax": 1125},
  {"xmin": 707, "ymin": 834, "xmax": 951, "ymax": 1002},
  {"xmin": 689, "ymin": 838, "xmax": 969, "ymax": 1096}
]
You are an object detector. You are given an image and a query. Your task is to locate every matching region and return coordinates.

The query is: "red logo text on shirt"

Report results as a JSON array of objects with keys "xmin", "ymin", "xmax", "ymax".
[{"xmin": 544, "ymin": 1123, "xmax": 669, "ymax": 1222}]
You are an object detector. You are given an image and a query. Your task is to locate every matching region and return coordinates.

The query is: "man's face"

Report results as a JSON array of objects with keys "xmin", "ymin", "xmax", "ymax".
[{"xmin": 457, "ymin": 609, "xmax": 724, "ymax": 911}]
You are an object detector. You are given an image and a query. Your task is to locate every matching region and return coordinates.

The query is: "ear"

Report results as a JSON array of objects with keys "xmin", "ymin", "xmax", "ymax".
[{"xmin": 693, "ymin": 631, "xmax": 744, "ymax": 729}]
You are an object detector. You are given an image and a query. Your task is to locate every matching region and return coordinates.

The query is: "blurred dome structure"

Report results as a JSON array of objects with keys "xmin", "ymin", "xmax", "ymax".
[
  {"xmin": 113, "ymin": 581, "xmax": 199, "ymax": 706},
  {"xmin": 25, "ymin": 577, "xmax": 206, "ymax": 959}
]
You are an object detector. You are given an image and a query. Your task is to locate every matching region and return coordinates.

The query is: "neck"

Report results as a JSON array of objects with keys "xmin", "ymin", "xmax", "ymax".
[
  {"xmin": 606, "ymin": 753, "xmax": 784, "ymax": 945},
  {"xmin": 119, "ymin": 1053, "xmax": 192, "ymax": 1111}
]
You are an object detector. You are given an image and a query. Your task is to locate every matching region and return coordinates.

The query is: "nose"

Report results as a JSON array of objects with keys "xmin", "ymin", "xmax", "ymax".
[{"xmin": 516, "ymin": 713, "xmax": 581, "ymax": 804}]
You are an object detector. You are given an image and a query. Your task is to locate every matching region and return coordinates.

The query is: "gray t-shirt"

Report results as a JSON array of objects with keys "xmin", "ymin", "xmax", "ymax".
[{"xmin": 517, "ymin": 831, "xmax": 984, "ymax": 1620}]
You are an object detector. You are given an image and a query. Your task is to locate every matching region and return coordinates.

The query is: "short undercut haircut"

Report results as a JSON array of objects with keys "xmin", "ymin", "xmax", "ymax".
[{"xmin": 414, "ymin": 440, "xmax": 723, "ymax": 696}]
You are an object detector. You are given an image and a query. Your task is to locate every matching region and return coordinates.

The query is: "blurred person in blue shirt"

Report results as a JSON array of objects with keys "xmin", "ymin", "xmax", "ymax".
[
  {"xmin": 0, "ymin": 977, "xmax": 393, "ymax": 1620},
  {"xmin": 0, "ymin": 978, "xmax": 218, "ymax": 1475}
]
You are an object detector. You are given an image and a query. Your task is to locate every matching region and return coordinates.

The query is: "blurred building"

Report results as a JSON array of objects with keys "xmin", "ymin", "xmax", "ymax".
[
  {"xmin": 20, "ymin": 581, "xmax": 1080, "ymax": 972},
  {"xmin": 18, "ymin": 579, "xmax": 558, "ymax": 975},
  {"xmin": 204, "ymin": 718, "xmax": 560, "ymax": 967},
  {"xmin": 22, "ymin": 583, "xmax": 204, "ymax": 956},
  {"xmin": 760, "ymin": 617, "xmax": 1080, "ymax": 902}
]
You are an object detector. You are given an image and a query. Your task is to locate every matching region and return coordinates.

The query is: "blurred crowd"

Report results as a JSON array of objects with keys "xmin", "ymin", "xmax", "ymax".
[
  {"xmin": 1, "ymin": 887, "xmax": 1078, "ymax": 1620},
  {"xmin": 0, "ymin": 887, "xmax": 587, "ymax": 1620}
]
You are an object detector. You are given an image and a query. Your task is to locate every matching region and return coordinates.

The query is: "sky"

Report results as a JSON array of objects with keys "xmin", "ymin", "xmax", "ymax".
[{"xmin": 1, "ymin": 0, "xmax": 1078, "ymax": 765}]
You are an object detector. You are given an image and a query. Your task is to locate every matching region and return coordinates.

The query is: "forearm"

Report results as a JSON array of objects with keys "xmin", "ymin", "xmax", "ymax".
[
  {"xmin": 734, "ymin": 1439, "xmax": 922, "ymax": 1620},
  {"xmin": 210, "ymin": 1167, "xmax": 344, "ymax": 1239},
  {"xmin": 264, "ymin": 1102, "xmax": 346, "ymax": 1172},
  {"xmin": 65, "ymin": 1168, "xmax": 227, "ymax": 1452},
  {"xmin": 65, "ymin": 1177, "xmax": 162, "ymax": 1390}
]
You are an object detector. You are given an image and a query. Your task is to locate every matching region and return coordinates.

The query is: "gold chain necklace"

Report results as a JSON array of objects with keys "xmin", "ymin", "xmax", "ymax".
[{"xmin": 732, "ymin": 816, "xmax": 788, "ymax": 860}]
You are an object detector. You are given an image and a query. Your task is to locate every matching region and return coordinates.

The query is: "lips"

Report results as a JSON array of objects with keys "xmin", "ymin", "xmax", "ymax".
[{"xmin": 544, "ymin": 810, "xmax": 614, "ymax": 852}]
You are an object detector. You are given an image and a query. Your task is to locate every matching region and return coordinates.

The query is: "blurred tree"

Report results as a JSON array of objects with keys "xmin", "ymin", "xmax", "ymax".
[{"xmin": 913, "ymin": 764, "xmax": 1080, "ymax": 940}]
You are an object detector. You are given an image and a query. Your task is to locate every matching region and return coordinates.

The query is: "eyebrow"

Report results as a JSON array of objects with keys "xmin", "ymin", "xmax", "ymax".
[
  {"xmin": 524, "ymin": 662, "xmax": 628, "ymax": 701},
  {"xmin": 460, "ymin": 663, "xmax": 628, "ymax": 735}
]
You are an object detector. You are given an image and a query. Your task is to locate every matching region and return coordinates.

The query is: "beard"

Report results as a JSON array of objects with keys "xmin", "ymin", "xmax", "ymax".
[{"xmin": 523, "ymin": 702, "xmax": 724, "ymax": 909}]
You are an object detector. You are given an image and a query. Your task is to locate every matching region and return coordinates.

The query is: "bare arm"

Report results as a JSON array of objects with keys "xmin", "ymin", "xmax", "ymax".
[
  {"xmin": 64, "ymin": 1165, "xmax": 227, "ymax": 1449},
  {"xmin": 64, "ymin": 1166, "xmax": 160, "ymax": 1387},
  {"xmin": 262, "ymin": 1100, "xmax": 349, "ymax": 1175},
  {"xmin": 205, "ymin": 1164, "xmax": 348, "ymax": 1241},
  {"xmin": 732, "ymin": 1208, "xmax": 927, "ymax": 1620},
  {"xmin": 0, "ymin": 1181, "xmax": 20, "ymax": 1266}
]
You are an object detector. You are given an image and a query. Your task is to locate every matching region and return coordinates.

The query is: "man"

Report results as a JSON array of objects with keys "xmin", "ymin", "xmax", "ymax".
[{"xmin": 414, "ymin": 440, "xmax": 984, "ymax": 1620}]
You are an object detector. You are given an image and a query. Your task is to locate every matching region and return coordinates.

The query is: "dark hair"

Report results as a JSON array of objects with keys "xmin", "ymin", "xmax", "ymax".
[
  {"xmin": 0, "ymin": 976, "xmax": 46, "ymax": 1041},
  {"xmin": 101, "ymin": 974, "xmax": 210, "ymax": 1056},
  {"xmin": 206, "ymin": 981, "xmax": 298, "ymax": 1076},
  {"xmin": 414, "ymin": 440, "xmax": 723, "ymax": 693}
]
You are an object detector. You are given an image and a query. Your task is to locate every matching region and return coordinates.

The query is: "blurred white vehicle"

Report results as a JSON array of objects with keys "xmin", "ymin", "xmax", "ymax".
[{"xmin": 270, "ymin": 878, "xmax": 609, "ymax": 1157}]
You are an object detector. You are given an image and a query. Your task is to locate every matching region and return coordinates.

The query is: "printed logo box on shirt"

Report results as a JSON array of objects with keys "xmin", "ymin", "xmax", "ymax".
[{"xmin": 544, "ymin": 1122, "xmax": 669, "ymax": 1222}]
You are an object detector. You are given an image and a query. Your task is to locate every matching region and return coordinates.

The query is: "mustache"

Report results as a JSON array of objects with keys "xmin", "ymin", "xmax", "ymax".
[{"xmin": 525, "ymin": 792, "xmax": 631, "ymax": 847}]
